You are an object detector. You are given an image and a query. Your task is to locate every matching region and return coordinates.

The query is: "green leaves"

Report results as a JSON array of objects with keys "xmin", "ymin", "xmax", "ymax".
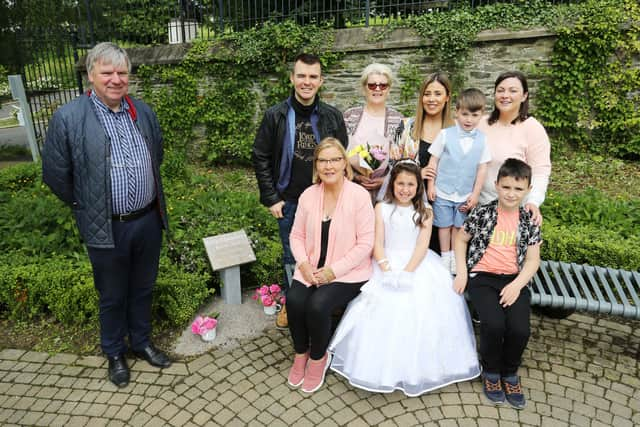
[
  {"xmin": 139, "ymin": 20, "xmax": 339, "ymax": 171},
  {"xmin": 541, "ymin": 187, "xmax": 640, "ymax": 270},
  {"xmin": 536, "ymin": 0, "xmax": 640, "ymax": 159}
]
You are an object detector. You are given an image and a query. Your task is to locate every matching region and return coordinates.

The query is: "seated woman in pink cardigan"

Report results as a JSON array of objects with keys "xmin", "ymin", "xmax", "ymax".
[{"xmin": 286, "ymin": 137, "xmax": 375, "ymax": 394}]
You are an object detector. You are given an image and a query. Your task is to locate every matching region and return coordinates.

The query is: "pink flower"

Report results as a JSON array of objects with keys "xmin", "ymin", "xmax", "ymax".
[
  {"xmin": 258, "ymin": 285, "xmax": 269, "ymax": 296},
  {"xmin": 191, "ymin": 315, "xmax": 218, "ymax": 335},
  {"xmin": 371, "ymin": 147, "xmax": 387, "ymax": 162},
  {"xmin": 269, "ymin": 284, "xmax": 281, "ymax": 294},
  {"xmin": 261, "ymin": 295, "xmax": 274, "ymax": 307}
]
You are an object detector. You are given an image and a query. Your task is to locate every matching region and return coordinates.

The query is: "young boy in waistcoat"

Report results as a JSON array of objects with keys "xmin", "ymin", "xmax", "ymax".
[{"xmin": 426, "ymin": 88, "xmax": 491, "ymax": 274}]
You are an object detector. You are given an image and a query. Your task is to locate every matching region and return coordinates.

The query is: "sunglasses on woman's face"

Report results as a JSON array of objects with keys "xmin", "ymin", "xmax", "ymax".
[{"xmin": 367, "ymin": 82, "xmax": 389, "ymax": 91}]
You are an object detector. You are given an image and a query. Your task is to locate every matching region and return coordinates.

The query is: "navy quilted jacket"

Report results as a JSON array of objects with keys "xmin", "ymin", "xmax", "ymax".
[{"xmin": 42, "ymin": 94, "xmax": 168, "ymax": 248}]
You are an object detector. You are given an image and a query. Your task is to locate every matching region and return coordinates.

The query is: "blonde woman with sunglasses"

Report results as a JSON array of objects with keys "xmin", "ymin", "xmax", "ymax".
[{"xmin": 343, "ymin": 63, "xmax": 404, "ymax": 201}]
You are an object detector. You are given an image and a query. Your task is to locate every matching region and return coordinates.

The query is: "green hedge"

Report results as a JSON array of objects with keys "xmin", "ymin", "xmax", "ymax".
[
  {"xmin": 540, "ymin": 189, "xmax": 640, "ymax": 270},
  {"xmin": 0, "ymin": 163, "xmax": 278, "ymax": 328},
  {"xmin": 0, "ymin": 253, "xmax": 209, "ymax": 327},
  {"xmin": 2, "ymin": 162, "xmax": 636, "ymax": 330},
  {"xmin": 541, "ymin": 224, "xmax": 640, "ymax": 270}
]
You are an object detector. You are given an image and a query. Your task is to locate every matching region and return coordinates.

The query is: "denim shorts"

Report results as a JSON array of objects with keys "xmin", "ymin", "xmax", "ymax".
[{"xmin": 432, "ymin": 196, "xmax": 467, "ymax": 228}]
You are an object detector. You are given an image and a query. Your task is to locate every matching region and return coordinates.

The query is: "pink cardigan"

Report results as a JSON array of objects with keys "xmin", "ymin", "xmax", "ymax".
[{"xmin": 290, "ymin": 178, "xmax": 375, "ymax": 286}]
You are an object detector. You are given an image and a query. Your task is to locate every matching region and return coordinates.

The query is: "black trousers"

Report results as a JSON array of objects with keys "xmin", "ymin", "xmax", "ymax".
[
  {"xmin": 286, "ymin": 279, "xmax": 363, "ymax": 360},
  {"xmin": 468, "ymin": 272, "xmax": 531, "ymax": 376},
  {"xmin": 87, "ymin": 209, "xmax": 162, "ymax": 357}
]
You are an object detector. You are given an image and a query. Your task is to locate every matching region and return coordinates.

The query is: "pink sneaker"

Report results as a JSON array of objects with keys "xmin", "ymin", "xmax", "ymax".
[
  {"xmin": 301, "ymin": 352, "xmax": 331, "ymax": 393},
  {"xmin": 287, "ymin": 352, "xmax": 309, "ymax": 387}
]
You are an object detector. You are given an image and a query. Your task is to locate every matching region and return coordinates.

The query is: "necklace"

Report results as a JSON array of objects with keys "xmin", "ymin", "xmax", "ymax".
[{"xmin": 323, "ymin": 213, "xmax": 331, "ymax": 221}]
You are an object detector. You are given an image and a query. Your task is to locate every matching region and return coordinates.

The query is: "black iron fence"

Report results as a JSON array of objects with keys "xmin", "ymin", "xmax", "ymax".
[
  {"xmin": 4, "ymin": 0, "xmax": 579, "ymax": 145},
  {"xmin": 75, "ymin": 0, "xmax": 579, "ymax": 46}
]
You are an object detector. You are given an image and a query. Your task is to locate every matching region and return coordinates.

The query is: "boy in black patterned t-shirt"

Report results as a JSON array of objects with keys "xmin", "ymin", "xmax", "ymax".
[{"xmin": 453, "ymin": 158, "xmax": 541, "ymax": 410}]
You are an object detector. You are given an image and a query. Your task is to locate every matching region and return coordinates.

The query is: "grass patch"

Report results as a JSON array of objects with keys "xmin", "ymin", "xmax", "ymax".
[
  {"xmin": 0, "ymin": 145, "xmax": 30, "ymax": 161},
  {"xmin": 549, "ymin": 151, "xmax": 640, "ymax": 200},
  {"xmin": 0, "ymin": 116, "xmax": 19, "ymax": 129}
]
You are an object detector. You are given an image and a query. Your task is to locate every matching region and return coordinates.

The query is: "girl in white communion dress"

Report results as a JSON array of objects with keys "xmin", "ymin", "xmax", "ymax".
[{"xmin": 329, "ymin": 160, "xmax": 480, "ymax": 397}]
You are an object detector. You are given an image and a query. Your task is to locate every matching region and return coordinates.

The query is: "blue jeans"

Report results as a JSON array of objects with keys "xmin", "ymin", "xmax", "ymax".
[{"xmin": 277, "ymin": 201, "xmax": 298, "ymax": 292}]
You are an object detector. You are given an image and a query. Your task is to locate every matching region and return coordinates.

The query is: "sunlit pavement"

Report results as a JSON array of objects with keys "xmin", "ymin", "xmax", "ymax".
[{"xmin": 0, "ymin": 312, "xmax": 638, "ymax": 426}]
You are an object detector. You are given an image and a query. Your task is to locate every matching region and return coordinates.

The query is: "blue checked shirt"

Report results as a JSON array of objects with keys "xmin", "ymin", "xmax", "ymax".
[{"xmin": 91, "ymin": 93, "xmax": 155, "ymax": 214}]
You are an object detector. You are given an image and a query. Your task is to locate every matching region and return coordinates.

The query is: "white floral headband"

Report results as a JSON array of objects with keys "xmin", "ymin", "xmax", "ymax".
[{"xmin": 394, "ymin": 158, "xmax": 420, "ymax": 167}]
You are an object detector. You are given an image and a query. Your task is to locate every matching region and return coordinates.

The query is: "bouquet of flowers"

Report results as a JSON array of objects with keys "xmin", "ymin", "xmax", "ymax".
[
  {"xmin": 347, "ymin": 143, "xmax": 388, "ymax": 178},
  {"xmin": 252, "ymin": 283, "xmax": 285, "ymax": 307},
  {"xmin": 191, "ymin": 313, "xmax": 219, "ymax": 341}
]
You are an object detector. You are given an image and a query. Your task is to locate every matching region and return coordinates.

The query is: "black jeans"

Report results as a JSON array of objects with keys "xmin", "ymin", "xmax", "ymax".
[
  {"xmin": 468, "ymin": 272, "xmax": 531, "ymax": 376},
  {"xmin": 286, "ymin": 279, "xmax": 364, "ymax": 360}
]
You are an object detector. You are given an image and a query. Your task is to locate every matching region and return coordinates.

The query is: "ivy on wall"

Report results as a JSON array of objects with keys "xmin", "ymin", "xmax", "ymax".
[
  {"xmin": 138, "ymin": 21, "xmax": 339, "ymax": 171},
  {"xmin": 139, "ymin": 0, "xmax": 639, "ymax": 166},
  {"xmin": 535, "ymin": 0, "xmax": 640, "ymax": 159},
  {"xmin": 408, "ymin": 0, "xmax": 565, "ymax": 90},
  {"xmin": 403, "ymin": 0, "xmax": 639, "ymax": 159}
]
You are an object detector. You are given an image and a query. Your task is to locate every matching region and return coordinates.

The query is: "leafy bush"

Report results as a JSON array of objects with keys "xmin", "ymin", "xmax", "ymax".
[
  {"xmin": 541, "ymin": 225, "xmax": 640, "ymax": 270},
  {"xmin": 541, "ymin": 188, "xmax": 640, "ymax": 270},
  {"xmin": 165, "ymin": 168, "xmax": 283, "ymax": 286},
  {"xmin": 0, "ymin": 254, "xmax": 97, "ymax": 325},
  {"xmin": 154, "ymin": 257, "xmax": 211, "ymax": 326},
  {"xmin": 543, "ymin": 189, "xmax": 640, "ymax": 239},
  {"xmin": 0, "ymin": 163, "xmax": 84, "ymax": 257},
  {"xmin": 0, "ymin": 163, "xmax": 213, "ymax": 327},
  {"xmin": 0, "ymin": 162, "xmax": 281, "ymax": 328},
  {"xmin": 536, "ymin": 0, "xmax": 640, "ymax": 159}
]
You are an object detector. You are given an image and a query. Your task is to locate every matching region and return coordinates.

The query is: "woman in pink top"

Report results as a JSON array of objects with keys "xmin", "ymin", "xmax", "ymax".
[
  {"xmin": 343, "ymin": 63, "xmax": 404, "ymax": 200},
  {"xmin": 478, "ymin": 71, "xmax": 551, "ymax": 223},
  {"xmin": 285, "ymin": 137, "xmax": 375, "ymax": 394}
]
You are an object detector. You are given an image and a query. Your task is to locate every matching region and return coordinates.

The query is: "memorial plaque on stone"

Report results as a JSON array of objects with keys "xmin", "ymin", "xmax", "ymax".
[{"xmin": 203, "ymin": 230, "xmax": 256, "ymax": 304}]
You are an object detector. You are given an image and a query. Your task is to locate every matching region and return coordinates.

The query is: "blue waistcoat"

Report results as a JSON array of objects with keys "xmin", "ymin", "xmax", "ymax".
[{"xmin": 436, "ymin": 125, "xmax": 486, "ymax": 195}]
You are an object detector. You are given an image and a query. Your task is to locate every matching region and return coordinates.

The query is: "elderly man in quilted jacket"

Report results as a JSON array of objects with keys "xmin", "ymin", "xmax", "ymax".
[{"xmin": 42, "ymin": 42, "xmax": 170, "ymax": 388}]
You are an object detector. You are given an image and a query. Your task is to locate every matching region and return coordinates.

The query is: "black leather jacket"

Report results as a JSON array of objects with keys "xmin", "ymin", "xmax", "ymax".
[
  {"xmin": 252, "ymin": 98, "xmax": 348, "ymax": 207},
  {"xmin": 42, "ymin": 94, "xmax": 168, "ymax": 248}
]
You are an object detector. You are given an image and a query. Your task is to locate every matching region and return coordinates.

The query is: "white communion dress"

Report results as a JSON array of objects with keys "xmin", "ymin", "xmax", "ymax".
[{"xmin": 329, "ymin": 202, "xmax": 481, "ymax": 397}]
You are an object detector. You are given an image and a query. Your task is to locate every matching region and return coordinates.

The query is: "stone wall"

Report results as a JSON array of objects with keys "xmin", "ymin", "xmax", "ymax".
[
  {"xmin": 121, "ymin": 26, "xmax": 557, "ymax": 116},
  {"xmin": 322, "ymin": 27, "xmax": 556, "ymax": 114}
]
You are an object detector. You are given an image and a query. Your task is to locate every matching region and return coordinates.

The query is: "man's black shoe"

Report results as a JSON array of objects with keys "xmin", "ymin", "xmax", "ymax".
[
  {"xmin": 108, "ymin": 355, "xmax": 130, "ymax": 388},
  {"xmin": 133, "ymin": 344, "xmax": 172, "ymax": 368}
]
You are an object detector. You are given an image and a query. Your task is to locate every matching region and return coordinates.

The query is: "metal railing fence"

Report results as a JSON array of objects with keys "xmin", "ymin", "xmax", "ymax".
[
  {"xmin": 73, "ymin": 0, "xmax": 580, "ymax": 45},
  {"xmin": 5, "ymin": 0, "xmax": 581, "ymax": 146}
]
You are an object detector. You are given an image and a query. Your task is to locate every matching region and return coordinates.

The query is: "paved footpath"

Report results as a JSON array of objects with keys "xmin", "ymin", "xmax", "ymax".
[{"xmin": 0, "ymin": 312, "xmax": 638, "ymax": 426}]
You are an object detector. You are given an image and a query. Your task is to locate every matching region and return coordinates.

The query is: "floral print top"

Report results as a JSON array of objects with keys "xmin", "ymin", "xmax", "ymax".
[{"xmin": 464, "ymin": 200, "xmax": 542, "ymax": 272}]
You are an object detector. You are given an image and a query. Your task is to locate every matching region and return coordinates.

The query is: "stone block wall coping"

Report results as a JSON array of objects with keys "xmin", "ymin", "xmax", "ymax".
[
  {"xmin": 320, "ymin": 26, "xmax": 554, "ymax": 53},
  {"xmin": 76, "ymin": 26, "xmax": 557, "ymax": 71}
]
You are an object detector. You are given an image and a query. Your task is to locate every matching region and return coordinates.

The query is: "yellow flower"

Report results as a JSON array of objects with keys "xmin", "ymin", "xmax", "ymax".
[{"xmin": 348, "ymin": 144, "xmax": 365, "ymax": 157}]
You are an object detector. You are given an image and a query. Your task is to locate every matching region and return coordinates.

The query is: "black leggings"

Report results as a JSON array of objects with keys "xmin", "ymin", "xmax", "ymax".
[
  {"xmin": 468, "ymin": 272, "xmax": 531, "ymax": 376},
  {"xmin": 286, "ymin": 279, "xmax": 364, "ymax": 360}
]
